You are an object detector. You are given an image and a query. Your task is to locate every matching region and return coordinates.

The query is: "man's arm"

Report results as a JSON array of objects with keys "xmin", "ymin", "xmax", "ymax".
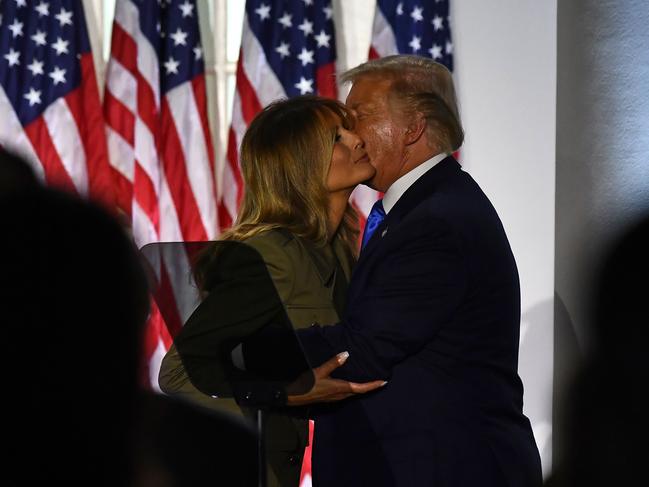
[{"xmin": 297, "ymin": 218, "xmax": 468, "ymax": 383}]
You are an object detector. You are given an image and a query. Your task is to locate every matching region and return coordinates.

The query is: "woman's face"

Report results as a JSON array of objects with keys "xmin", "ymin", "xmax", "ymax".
[{"xmin": 326, "ymin": 116, "xmax": 375, "ymax": 193}]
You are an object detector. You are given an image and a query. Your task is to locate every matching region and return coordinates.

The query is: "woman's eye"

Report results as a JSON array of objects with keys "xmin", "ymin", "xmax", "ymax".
[{"xmin": 334, "ymin": 133, "xmax": 342, "ymax": 142}]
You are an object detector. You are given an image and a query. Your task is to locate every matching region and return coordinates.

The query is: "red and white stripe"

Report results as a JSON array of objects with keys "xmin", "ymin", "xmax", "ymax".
[
  {"xmin": 222, "ymin": 14, "xmax": 283, "ymax": 229},
  {"xmin": 104, "ymin": 0, "xmax": 219, "ymax": 388},
  {"xmin": 369, "ymin": 5, "xmax": 399, "ymax": 60}
]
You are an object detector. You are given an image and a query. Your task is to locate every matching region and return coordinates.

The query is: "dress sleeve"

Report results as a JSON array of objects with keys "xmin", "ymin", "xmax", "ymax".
[{"xmin": 158, "ymin": 343, "xmax": 242, "ymax": 416}]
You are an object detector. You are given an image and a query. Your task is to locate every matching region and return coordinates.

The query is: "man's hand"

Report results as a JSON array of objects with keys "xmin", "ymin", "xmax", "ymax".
[{"xmin": 286, "ymin": 352, "xmax": 387, "ymax": 406}]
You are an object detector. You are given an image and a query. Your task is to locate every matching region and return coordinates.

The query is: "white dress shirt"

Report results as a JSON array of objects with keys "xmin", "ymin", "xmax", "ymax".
[{"xmin": 382, "ymin": 152, "xmax": 449, "ymax": 214}]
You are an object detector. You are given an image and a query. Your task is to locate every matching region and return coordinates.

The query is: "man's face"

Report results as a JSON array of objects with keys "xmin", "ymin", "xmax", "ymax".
[{"xmin": 345, "ymin": 77, "xmax": 407, "ymax": 193}]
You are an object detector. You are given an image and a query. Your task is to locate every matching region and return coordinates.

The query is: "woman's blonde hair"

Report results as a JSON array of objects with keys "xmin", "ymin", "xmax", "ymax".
[{"xmin": 221, "ymin": 95, "xmax": 359, "ymax": 252}]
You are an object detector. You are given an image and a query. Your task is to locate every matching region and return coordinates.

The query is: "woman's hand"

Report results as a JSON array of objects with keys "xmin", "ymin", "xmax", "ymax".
[{"xmin": 286, "ymin": 352, "xmax": 387, "ymax": 406}]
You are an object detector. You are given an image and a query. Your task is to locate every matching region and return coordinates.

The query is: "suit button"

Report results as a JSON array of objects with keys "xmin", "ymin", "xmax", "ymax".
[{"xmin": 288, "ymin": 454, "xmax": 301, "ymax": 466}]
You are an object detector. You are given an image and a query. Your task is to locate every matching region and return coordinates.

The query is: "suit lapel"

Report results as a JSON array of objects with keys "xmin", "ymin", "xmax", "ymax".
[
  {"xmin": 356, "ymin": 156, "xmax": 461, "ymax": 267},
  {"xmin": 387, "ymin": 155, "xmax": 460, "ymax": 223},
  {"xmin": 357, "ymin": 219, "xmax": 388, "ymax": 263}
]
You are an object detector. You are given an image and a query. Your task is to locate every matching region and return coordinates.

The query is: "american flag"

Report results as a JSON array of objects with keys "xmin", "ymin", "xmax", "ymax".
[
  {"xmin": 0, "ymin": 0, "xmax": 114, "ymax": 205},
  {"xmin": 104, "ymin": 0, "xmax": 218, "ymax": 387},
  {"xmin": 370, "ymin": 0, "xmax": 454, "ymax": 69},
  {"xmin": 222, "ymin": 0, "xmax": 338, "ymax": 230},
  {"xmin": 104, "ymin": 0, "xmax": 218, "ymax": 246}
]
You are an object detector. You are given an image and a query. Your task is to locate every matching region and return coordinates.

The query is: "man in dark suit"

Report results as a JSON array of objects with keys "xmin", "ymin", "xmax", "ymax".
[{"xmin": 296, "ymin": 55, "xmax": 543, "ymax": 486}]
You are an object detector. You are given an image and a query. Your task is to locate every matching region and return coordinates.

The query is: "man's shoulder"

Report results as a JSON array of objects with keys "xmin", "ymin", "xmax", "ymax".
[
  {"xmin": 383, "ymin": 170, "xmax": 506, "ymax": 252},
  {"xmin": 388, "ymin": 157, "xmax": 488, "ymax": 222},
  {"xmin": 417, "ymin": 168, "xmax": 498, "ymax": 221}
]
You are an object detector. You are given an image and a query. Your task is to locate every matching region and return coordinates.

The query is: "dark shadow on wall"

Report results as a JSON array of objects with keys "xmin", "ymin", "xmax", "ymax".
[{"xmin": 551, "ymin": 293, "xmax": 581, "ymax": 468}]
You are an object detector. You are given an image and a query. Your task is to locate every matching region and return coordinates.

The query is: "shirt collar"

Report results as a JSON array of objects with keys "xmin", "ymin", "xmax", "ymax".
[{"xmin": 382, "ymin": 152, "xmax": 448, "ymax": 214}]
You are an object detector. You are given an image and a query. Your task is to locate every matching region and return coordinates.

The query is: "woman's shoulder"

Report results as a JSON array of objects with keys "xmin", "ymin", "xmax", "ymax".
[
  {"xmin": 240, "ymin": 228, "xmax": 302, "ymax": 265},
  {"xmin": 243, "ymin": 228, "xmax": 293, "ymax": 246},
  {"xmin": 242, "ymin": 228, "xmax": 295, "ymax": 252},
  {"xmin": 238, "ymin": 229, "xmax": 303, "ymax": 302}
]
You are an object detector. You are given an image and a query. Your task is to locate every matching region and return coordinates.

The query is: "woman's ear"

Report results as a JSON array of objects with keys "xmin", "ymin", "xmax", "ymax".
[{"xmin": 404, "ymin": 114, "xmax": 427, "ymax": 146}]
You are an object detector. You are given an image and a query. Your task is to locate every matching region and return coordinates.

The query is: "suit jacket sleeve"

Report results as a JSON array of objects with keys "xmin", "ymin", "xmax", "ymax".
[{"xmin": 297, "ymin": 216, "xmax": 468, "ymax": 383}]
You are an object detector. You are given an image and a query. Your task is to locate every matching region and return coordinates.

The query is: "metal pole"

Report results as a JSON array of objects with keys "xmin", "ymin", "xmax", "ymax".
[{"xmin": 257, "ymin": 408, "xmax": 267, "ymax": 487}]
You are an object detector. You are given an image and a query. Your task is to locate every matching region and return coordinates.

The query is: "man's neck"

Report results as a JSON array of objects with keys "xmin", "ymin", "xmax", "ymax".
[{"xmin": 382, "ymin": 152, "xmax": 448, "ymax": 214}]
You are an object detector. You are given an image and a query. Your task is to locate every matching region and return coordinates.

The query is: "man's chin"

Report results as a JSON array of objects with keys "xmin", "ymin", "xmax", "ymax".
[
  {"xmin": 362, "ymin": 175, "xmax": 388, "ymax": 193},
  {"xmin": 361, "ymin": 179, "xmax": 378, "ymax": 191}
]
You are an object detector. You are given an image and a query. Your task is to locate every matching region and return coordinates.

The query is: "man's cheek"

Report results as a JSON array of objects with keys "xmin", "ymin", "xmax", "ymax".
[{"xmin": 357, "ymin": 120, "xmax": 377, "ymax": 138}]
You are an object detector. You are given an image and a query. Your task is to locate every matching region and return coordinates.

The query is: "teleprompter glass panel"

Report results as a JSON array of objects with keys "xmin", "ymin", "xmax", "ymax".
[{"xmin": 140, "ymin": 241, "xmax": 315, "ymax": 406}]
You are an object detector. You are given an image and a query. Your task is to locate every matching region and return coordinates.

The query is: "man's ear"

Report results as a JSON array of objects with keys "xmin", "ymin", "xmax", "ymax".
[{"xmin": 404, "ymin": 115, "xmax": 427, "ymax": 146}]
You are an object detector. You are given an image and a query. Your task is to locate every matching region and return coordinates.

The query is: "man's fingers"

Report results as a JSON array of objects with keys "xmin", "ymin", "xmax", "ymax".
[
  {"xmin": 348, "ymin": 380, "xmax": 388, "ymax": 394},
  {"xmin": 287, "ymin": 354, "xmax": 386, "ymax": 406},
  {"xmin": 323, "ymin": 380, "xmax": 386, "ymax": 402},
  {"xmin": 315, "ymin": 351, "xmax": 349, "ymax": 377}
]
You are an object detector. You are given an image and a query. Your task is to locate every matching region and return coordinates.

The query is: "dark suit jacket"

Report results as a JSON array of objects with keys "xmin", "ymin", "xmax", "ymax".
[{"xmin": 298, "ymin": 157, "xmax": 542, "ymax": 486}]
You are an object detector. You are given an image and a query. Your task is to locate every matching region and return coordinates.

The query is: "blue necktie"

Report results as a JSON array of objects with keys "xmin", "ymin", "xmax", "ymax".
[{"xmin": 361, "ymin": 199, "xmax": 386, "ymax": 250}]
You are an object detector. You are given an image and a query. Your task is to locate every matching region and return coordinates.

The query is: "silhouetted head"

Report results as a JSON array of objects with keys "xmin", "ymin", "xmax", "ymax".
[
  {"xmin": 552, "ymin": 216, "xmax": 649, "ymax": 487},
  {"xmin": 592, "ymin": 216, "xmax": 649, "ymax": 370},
  {"xmin": 0, "ymin": 147, "xmax": 39, "ymax": 195},
  {"xmin": 1, "ymin": 186, "xmax": 149, "ymax": 484}
]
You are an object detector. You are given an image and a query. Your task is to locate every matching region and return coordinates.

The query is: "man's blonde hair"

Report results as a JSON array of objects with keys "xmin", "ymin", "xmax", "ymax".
[{"xmin": 341, "ymin": 55, "xmax": 464, "ymax": 152}]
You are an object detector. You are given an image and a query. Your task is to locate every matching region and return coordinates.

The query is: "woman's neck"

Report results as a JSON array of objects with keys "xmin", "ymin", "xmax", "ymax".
[{"xmin": 327, "ymin": 189, "xmax": 354, "ymax": 241}]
